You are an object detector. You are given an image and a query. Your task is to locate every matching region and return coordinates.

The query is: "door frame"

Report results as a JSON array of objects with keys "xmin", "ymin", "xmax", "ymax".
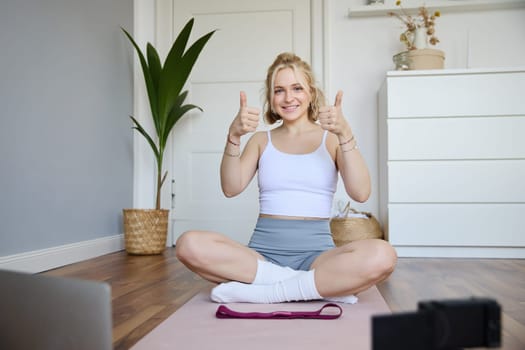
[{"xmin": 131, "ymin": 0, "xmax": 331, "ymax": 246}]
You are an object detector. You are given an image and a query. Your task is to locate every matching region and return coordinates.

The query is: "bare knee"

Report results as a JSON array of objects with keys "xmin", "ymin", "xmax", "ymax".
[
  {"xmin": 364, "ymin": 239, "xmax": 397, "ymax": 282},
  {"xmin": 175, "ymin": 230, "xmax": 206, "ymax": 267}
]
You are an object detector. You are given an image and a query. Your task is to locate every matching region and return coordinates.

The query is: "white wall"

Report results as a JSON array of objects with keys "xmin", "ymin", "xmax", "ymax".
[{"xmin": 328, "ymin": 0, "xmax": 525, "ymax": 215}]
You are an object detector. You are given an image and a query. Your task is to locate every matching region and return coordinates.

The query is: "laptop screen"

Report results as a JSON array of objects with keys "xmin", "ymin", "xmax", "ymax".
[{"xmin": 0, "ymin": 269, "xmax": 112, "ymax": 350}]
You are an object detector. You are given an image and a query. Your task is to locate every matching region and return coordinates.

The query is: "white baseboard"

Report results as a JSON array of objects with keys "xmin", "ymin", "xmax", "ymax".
[
  {"xmin": 0, "ymin": 234, "xmax": 125, "ymax": 273},
  {"xmin": 394, "ymin": 245, "xmax": 525, "ymax": 259}
]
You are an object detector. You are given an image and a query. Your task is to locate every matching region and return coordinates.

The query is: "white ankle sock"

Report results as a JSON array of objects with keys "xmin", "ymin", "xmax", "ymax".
[
  {"xmin": 324, "ymin": 295, "xmax": 358, "ymax": 304},
  {"xmin": 251, "ymin": 260, "xmax": 358, "ymax": 303},
  {"xmin": 251, "ymin": 260, "xmax": 300, "ymax": 285},
  {"xmin": 211, "ymin": 270, "xmax": 322, "ymax": 303}
]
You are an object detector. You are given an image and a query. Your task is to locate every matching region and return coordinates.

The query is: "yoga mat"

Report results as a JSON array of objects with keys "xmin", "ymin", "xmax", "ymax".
[{"xmin": 131, "ymin": 286, "xmax": 390, "ymax": 350}]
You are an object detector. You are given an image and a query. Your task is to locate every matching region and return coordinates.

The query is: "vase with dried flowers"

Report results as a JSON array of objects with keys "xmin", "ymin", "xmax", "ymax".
[
  {"xmin": 388, "ymin": 1, "xmax": 440, "ymax": 50},
  {"xmin": 388, "ymin": 1, "xmax": 445, "ymax": 70}
]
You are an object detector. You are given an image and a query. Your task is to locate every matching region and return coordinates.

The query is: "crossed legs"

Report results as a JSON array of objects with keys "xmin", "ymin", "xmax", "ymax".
[
  {"xmin": 175, "ymin": 230, "xmax": 397, "ymax": 303},
  {"xmin": 175, "ymin": 230, "xmax": 263, "ymax": 284},
  {"xmin": 311, "ymin": 238, "xmax": 397, "ymax": 297}
]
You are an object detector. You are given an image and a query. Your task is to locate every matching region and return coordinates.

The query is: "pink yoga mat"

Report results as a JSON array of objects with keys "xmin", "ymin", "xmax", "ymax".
[{"xmin": 131, "ymin": 286, "xmax": 390, "ymax": 350}]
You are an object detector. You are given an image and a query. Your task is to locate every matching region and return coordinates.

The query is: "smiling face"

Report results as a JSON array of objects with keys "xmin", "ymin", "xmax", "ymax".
[
  {"xmin": 264, "ymin": 53, "xmax": 325, "ymax": 125},
  {"xmin": 271, "ymin": 67, "xmax": 312, "ymax": 123}
]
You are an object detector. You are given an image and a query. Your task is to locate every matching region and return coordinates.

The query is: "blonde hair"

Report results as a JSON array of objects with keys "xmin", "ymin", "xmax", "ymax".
[{"xmin": 264, "ymin": 52, "xmax": 326, "ymax": 124}]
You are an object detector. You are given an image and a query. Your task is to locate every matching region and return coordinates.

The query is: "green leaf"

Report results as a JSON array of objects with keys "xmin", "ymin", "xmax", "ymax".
[
  {"xmin": 160, "ymin": 104, "xmax": 202, "ymax": 150},
  {"xmin": 146, "ymin": 43, "xmax": 162, "ymax": 134},
  {"xmin": 156, "ymin": 18, "xmax": 194, "ymax": 125},
  {"xmin": 157, "ymin": 25, "xmax": 215, "ymax": 131},
  {"xmin": 159, "ymin": 90, "xmax": 187, "ymax": 142},
  {"xmin": 129, "ymin": 116, "xmax": 160, "ymax": 162},
  {"xmin": 121, "ymin": 28, "xmax": 158, "ymax": 122},
  {"xmin": 168, "ymin": 18, "xmax": 194, "ymax": 65},
  {"xmin": 147, "ymin": 43, "xmax": 162, "ymax": 86}
]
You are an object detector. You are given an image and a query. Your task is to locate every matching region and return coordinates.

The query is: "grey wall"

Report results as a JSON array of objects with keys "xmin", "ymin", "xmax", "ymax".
[{"xmin": 0, "ymin": 0, "xmax": 134, "ymax": 255}]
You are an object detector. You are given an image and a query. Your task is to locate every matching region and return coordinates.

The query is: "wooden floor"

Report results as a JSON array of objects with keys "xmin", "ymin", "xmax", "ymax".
[{"xmin": 45, "ymin": 248, "xmax": 525, "ymax": 350}]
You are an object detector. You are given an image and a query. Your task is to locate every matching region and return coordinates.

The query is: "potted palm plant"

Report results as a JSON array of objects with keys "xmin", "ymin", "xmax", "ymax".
[{"xmin": 122, "ymin": 18, "xmax": 215, "ymax": 254}]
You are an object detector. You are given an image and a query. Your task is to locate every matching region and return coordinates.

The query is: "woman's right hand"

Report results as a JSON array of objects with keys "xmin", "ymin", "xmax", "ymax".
[{"xmin": 228, "ymin": 91, "xmax": 260, "ymax": 142}]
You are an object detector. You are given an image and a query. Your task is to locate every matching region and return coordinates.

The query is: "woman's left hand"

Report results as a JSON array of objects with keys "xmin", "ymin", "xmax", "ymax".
[{"xmin": 318, "ymin": 90, "xmax": 352, "ymax": 138}]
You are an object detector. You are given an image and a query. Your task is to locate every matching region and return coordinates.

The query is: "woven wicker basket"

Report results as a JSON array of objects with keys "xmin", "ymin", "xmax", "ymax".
[
  {"xmin": 123, "ymin": 209, "xmax": 169, "ymax": 255},
  {"xmin": 330, "ymin": 206, "xmax": 383, "ymax": 247}
]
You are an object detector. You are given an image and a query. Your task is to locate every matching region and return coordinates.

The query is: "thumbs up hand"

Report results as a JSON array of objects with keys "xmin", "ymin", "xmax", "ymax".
[
  {"xmin": 318, "ymin": 90, "xmax": 350, "ymax": 137},
  {"xmin": 229, "ymin": 91, "xmax": 260, "ymax": 140}
]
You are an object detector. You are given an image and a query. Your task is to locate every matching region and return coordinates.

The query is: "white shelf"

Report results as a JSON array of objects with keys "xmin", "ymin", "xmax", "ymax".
[
  {"xmin": 348, "ymin": 0, "xmax": 525, "ymax": 18},
  {"xmin": 386, "ymin": 66, "xmax": 525, "ymax": 76}
]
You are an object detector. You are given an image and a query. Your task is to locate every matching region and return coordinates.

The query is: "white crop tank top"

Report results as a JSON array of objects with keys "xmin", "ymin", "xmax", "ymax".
[{"xmin": 258, "ymin": 130, "xmax": 337, "ymax": 218}]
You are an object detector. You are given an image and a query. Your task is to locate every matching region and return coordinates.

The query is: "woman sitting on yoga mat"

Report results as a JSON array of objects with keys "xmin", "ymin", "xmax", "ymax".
[{"xmin": 176, "ymin": 52, "xmax": 397, "ymax": 304}]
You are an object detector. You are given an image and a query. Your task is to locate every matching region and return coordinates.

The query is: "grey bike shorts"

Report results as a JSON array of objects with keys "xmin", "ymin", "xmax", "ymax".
[{"xmin": 247, "ymin": 217, "xmax": 336, "ymax": 271}]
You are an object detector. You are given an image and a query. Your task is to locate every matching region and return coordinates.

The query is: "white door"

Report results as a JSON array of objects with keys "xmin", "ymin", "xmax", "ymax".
[{"xmin": 167, "ymin": 0, "xmax": 312, "ymax": 244}]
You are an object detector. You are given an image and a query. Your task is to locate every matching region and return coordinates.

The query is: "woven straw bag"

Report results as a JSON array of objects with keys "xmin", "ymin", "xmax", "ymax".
[
  {"xmin": 330, "ymin": 203, "xmax": 383, "ymax": 247},
  {"xmin": 123, "ymin": 209, "xmax": 169, "ymax": 255}
]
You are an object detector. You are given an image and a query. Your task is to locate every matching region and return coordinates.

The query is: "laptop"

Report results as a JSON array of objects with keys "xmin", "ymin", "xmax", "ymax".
[{"xmin": 0, "ymin": 269, "xmax": 113, "ymax": 350}]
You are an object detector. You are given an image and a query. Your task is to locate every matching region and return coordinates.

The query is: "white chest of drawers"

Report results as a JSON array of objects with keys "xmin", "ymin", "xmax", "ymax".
[{"xmin": 378, "ymin": 68, "xmax": 525, "ymax": 258}]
